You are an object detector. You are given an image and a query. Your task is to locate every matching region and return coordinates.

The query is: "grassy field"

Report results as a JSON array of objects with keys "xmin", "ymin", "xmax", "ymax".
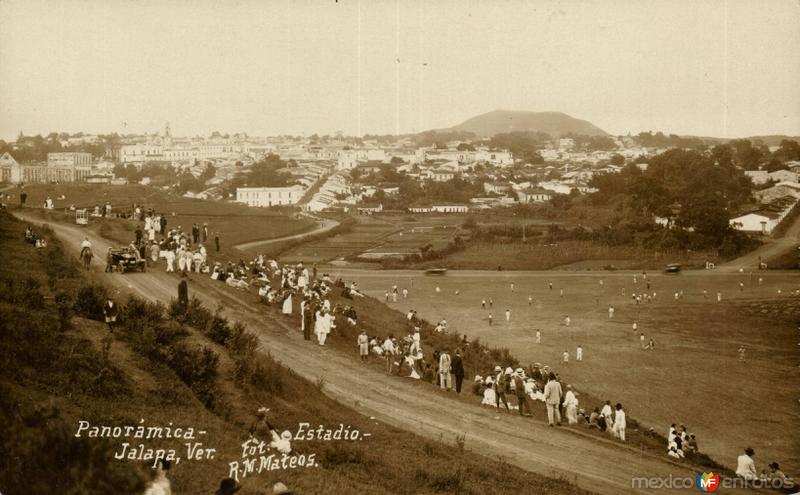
[
  {"xmin": 329, "ymin": 268, "xmax": 800, "ymax": 475},
  {"xmin": 16, "ymin": 183, "xmax": 315, "ymax": 247},
  {"xmin": 422, "ymin": 240, "xmax": 716, "ymax": 270},
  {"xmin": 0, "ymin": 211, "xmax": 591, "ymax": 495}
]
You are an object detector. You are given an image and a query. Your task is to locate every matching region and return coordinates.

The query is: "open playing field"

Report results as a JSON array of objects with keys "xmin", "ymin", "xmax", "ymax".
[
  {"xmin": 16, "ymin": 183, "xmax": 315, "ymax": 247},
  {"xmin": 330, "ymin": 267, "xmax": 800, "ymax": 473}
]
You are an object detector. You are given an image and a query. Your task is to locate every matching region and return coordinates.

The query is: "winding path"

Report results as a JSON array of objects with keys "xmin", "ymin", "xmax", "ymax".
[{"xmin": 233, "ymin": 214, "xmax": 339, "ymax": 251}]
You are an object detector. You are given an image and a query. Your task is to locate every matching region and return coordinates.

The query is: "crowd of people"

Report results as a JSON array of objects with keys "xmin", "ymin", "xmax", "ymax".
[{"xmin": 23, "ymin": 225, "xmax": 48, "ymax": 248}]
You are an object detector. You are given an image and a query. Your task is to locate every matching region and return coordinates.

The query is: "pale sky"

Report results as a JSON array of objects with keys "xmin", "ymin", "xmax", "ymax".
[{"xmin": 1, "ymin": 0, "xmax": 798, "ymax": 140}]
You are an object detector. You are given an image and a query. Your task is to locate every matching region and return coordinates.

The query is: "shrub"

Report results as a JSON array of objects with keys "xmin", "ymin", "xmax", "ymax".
[
  {"xmin": 73, "ymin": 283, "xmax": 108, "ymax": 320},
  {"xmin": 54, "ymin": 290, "xmax": 74, "ymax": 331},
  {"xmin": 165, "ymin": 343, "xmax": 219, "ymax": 408},
  {"xmin": 233, "ymin": 353, "xmax": 284, "ymax": 396},
  {"xmin": 0, "ymin": 397, "xmax": 148, "ymax": 495},
  {"xmin": 225, "ymin": 322, "xmax": 259, "ymax": 359}
]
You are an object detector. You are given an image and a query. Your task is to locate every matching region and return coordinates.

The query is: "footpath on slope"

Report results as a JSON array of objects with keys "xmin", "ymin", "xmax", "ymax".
[
  {"xmin": 14, "ymin": 209, "xmax": 758, "ymax": 495},
  {"xmin": 234, "ymin": 214, "xmax": 339, "ymax": 251}
]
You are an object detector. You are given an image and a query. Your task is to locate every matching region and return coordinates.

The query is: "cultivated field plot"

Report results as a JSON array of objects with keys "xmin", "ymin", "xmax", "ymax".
[
  {"xmin": 332, "ymin": 267, "xmax": 800, "ymax": 474},
  {"xmin": 361, "ymin": 225, "xmax": 459, "ymax": 258},
  {"xmin": 19, "ymin": 184, "xmax": 314, "ymax": 247}
]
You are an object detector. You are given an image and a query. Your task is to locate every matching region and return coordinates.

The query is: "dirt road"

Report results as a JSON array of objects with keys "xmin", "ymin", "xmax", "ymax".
[
  {"xmin": 721, "ymin": 210, "xmax": 800, "ymax": 271},
  {"xmin": 17, "ymin": 210, "xmax": 747, "ymax": 494}
]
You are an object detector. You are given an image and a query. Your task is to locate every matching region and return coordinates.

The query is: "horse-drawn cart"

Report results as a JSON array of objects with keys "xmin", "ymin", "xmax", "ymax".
[
  {"xmin": 109, "ymin": 247, "xmax": 146, "ymax": 273},
  {"xmin": 75, "ymin": 209, "xmax": 89, "ymax": 225}
]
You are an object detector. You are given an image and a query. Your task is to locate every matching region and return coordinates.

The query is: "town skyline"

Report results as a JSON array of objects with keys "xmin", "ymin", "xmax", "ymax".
[{"xmin": 1, "ymin": 0, "xmax": 799, "ymax": 141}]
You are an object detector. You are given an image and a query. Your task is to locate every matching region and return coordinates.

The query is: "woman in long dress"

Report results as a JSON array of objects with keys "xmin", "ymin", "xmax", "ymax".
[
  {"xmin": 481, "ymin": 377, "xmax": 497, "ymax": 406},
  {"xmin": 564, "ymin": 385, "xmax": 579, "ymax": 424},
  {"xmin": 282, "ymin": 292, "xmax": 293, "ymax": 315}
]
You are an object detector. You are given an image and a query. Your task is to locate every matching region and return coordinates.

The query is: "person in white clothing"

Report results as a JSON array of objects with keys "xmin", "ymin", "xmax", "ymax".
[
  {"xmin": 736, "ymin": 448, "xmax": 758, "ymax": 479},
  {"xmin": 142, "ymin": 459, "xmax": 172, "ymax": 495},
  {"xmin": 563, "ymin": 386, "xmax": 579, "ymax": 424},
  {"xmin": 314, "ymin": 309, "xmax": 333, "ymax": 346},
  {"xmin": 600, "ymin": 400, "xmax": 613, "ymax": 430},
  {"xmin": 612, "ymin": 403, "xmax": 626, "ymax": 441},
  {"xmin": 576, "ymin": 345, "xmax": 583, "ymax": 361},
  {"xmin": 165, "ymin": 250, "xmax": 175, "ymax": 272}
]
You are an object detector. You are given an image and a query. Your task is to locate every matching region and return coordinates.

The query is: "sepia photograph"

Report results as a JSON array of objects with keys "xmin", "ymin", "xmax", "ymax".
[{"xmin": 0, "ymin": 1, "xmax": 798, "ymax": 494}]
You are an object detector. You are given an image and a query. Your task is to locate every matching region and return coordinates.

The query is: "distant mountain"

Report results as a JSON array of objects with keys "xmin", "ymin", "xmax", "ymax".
[{"xmin": 443, "ymin": 109, "xmax": 608, "ymax": 138}]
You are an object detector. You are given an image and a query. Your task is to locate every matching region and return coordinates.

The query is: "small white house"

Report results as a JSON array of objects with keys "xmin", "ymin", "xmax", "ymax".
[
  {"xmin": 515, "ymin": 188, "xmax": 552, "ymax": 203},
  {"xmin": 729, "ymin": 212, "xmax": 779, "ymax": 234}
]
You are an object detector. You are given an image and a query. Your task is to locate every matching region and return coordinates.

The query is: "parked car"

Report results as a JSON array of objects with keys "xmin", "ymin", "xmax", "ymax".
[{"xmin": 109, "ymin": 247, "xmax": 146, "ymax": 273}]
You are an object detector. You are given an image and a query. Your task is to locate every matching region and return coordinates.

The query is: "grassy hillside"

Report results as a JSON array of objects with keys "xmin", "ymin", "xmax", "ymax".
[
  {"xmin": 0, "ymin": 211, "xmax": 591, "ymax": 495},
  {"xmin": 16, "ymin": 183, "xmax": 315, "ymax": 246}
]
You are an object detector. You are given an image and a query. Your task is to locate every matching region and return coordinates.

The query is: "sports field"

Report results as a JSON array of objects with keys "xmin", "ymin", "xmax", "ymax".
[{"xmin": 331, "ymin": 267, "xmax": 800, "ymax": 473}]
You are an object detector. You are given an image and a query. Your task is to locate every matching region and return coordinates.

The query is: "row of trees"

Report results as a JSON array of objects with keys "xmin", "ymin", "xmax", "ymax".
[{"xmin": 0, "ymin": 133, "xmax": 122, "ymax": 162}]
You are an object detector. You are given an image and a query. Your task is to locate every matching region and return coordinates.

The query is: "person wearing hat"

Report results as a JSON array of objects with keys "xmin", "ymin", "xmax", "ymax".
[
  {"xmin": 512, "ymin": 369, "xmax": 531, "ymax": 416},
  {"xmin": 215, "ymin": 478, "xmax": 240, "ymax": 495},
  {"xmin": 766, "ymin": 462, "xmax": 790, "ymax": 485},
  {"xmin": 438, "ymin": 349, "xmax": 452, "ymax": 391},
  {"xmin": 494, "ymin": 367, "xmax": 510, "ymax": 412},
  {"xmin": 451, "ymin": 349, "xmax": 465, "ymax": 395},
  {"xmin": 736, "ymin": 447, "xmax": 757, "ymax": 480},
  {"xmin": 272, "ymin": 482, "xmax": 293, "ymax": 494},
  {"xmin": 543, "ymin": 371, "xmax": 562, "ymax": 426}
]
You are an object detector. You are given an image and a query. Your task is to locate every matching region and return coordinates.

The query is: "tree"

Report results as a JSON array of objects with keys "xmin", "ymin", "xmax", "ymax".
[
  {"xmin": 198, "ymin": 163, "xmax": 216, "ymax": 184},
  {"xmin": 610, "ymin": 154, "xmax": 625, "ymax": 166},
  {"xmin": 773, "ymin": 139, "xmax": 800, "ymax": 162},
  {"xmin": 456, "ymin": 143, "xmax": 475, "ymax": 151},
  {"xmin": 246, "ymin": 154, "xmax": 293, "ymax": 187}
]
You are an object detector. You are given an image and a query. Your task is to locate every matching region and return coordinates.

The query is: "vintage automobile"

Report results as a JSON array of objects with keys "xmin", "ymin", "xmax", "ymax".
[
  {"xmin": 109, "ymin": 247, "xmax": 146, "ymax": 273},
  {"xmin": 424, "ymin": 268, "xmax": 448, "ymax": 275},
  {"xmin": 664, "ymin": 263, "xmax": 681, "ymax": 274}
]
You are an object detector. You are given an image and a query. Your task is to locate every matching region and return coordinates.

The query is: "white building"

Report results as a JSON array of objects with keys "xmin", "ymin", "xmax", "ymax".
[
  {"xmin": 515, "ymin": 188, "xmax": 552, "ymax": 203},
  {"xmin": 431, "ymin": 204, "xmax": 469, "ymax": 213},
  {"xmin": 729, "ymin": 212, "xmax": 780, "ymax": 234},
  {"xmin": 0, "ymin": 152, "xmax": 21, "ymax": 183},
  {"xmin": 768, "ymin": 169, "xmax": 799, "ymax": 183},
  {"xmin": 745, "ymin": 170, "xmax": 770, "ymax": 185},
  {"xmin": 236, "ymin": 186, "xmax": 305, "ymax": 207}
]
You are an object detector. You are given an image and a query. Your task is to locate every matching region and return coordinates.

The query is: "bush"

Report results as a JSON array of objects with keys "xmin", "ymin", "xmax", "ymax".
[
  {"xmin": 54, "ymin": 290, "xmax": 74, "ymax": 331},
  {"xmin": 226, "ymin": 322, "xmax": 259, "ymax": 359},
  {"xmin": 0, "ymin": 397, "xmax": 148, "ymax": 495},
  {"xmin": 165, "ymin": 343, "xmax": 219, "ymax": 408},
  {"xmin": 232, "ymin": 353, "xmax": 284, "ymax": 396},
  {"xmin": 1, "ymin": 276, "xmax": 46, "ymax": 308},
  {"xmin": 73, "ymin": 283, "xmax": 108, "ymax": 320}
]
